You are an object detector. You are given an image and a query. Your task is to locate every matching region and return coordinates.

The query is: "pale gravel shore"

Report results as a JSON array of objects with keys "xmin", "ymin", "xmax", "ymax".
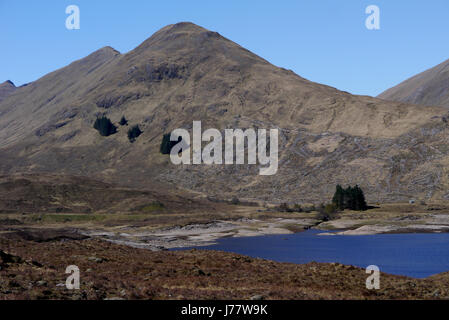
[
  {"xmin": 83, "ymin": 217, "xmax": 319, "ymax": 250},
  {"xmin": 318, "ymin": 221, "xmax": 449, "ymax": 236},
  {"xmin": 82, "ymin": 211, "xmax": 449, "ymax": 247}
]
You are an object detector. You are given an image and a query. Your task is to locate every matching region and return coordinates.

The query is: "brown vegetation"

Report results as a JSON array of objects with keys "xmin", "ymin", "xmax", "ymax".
[
  {"xmin": 0, "ymin": 23, "xmax": 448, "ymax": 204},
  {"xmin": 1, "ymin": 233, "xmax": 449, "ymax": 300}
]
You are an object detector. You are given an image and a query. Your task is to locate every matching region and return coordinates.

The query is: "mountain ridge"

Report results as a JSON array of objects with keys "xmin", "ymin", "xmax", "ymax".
[{"xmin": 378, "ymin": 58, "xmax": 449, "ymax": 108}]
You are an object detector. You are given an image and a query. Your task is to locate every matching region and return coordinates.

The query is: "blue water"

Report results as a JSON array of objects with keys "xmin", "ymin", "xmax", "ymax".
[{"xmin": 174, "ymin": 230, "xmax": 449, "ymax": 278}]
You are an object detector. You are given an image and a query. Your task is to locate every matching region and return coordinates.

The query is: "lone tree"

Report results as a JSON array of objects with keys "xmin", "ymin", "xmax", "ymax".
[
  {"xmin": 160, "ymin": 133, "xmax": 182, "ymax": 154},
  {"xmin": 332, "ymin": 184, "xmax": 367, "ymax": 211},
  {"xmin": 127, "ymin": 125, "xmax": 142, "ymax": 142},
  {"xmin": 93, "ymin": 116, "xmax": 117, "ymax": 136},
  {"xmin": 119, "ymin": 116, "xmax": 128, "ymax": 126}
]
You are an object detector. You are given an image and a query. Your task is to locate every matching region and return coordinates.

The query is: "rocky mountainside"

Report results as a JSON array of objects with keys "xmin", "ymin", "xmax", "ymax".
[
  {"xmin": 1, "ymin": 22, "xmax": 448, "ymax": 204},
  {"xmin": 378, "ymin": 58, "xmax": 449, "ymax": 108},
  {"xmin": 0, "ymin": 80, "xmax": 16, "ymax": 103}
]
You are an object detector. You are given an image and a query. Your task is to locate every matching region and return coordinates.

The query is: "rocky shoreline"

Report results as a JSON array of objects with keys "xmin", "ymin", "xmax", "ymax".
[
  {"xmin": 317, "ymin": 213, "xmax": 449, "ymax": 236},
  {"xmin": 3, "ymin": 203, "xmax": 449, "ymax": 252},
  {"xmin": 81, "ymin": 217, "xmax": 319, "ymax": 250},
  {"xmin": 79, "ymin": 211, "xmax": 449, "ymax": 250}
]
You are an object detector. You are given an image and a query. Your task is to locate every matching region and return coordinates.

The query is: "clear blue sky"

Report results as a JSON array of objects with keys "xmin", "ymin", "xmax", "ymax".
[{"xmin": 1, "ymin": 0, "xmax": 448, "ymax": 96}]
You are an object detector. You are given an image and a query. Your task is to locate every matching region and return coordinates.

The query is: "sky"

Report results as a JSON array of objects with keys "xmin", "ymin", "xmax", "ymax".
[{"xmin": 0, "ymin": 0, "xmax": 448, "ymax": 96}]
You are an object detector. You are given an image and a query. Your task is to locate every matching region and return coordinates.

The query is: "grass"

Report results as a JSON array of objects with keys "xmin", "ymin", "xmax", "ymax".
[
  {"xmin": 4, "ymin": 210, "xmax": 243, "ymax": 229},
  {"xmin": 137, "ymin": 201, "xmax": 165, "ymax": 213},
  {"xmin": 26, "ymin": 214, "xmax": 107, "ymax": 223},
  {"xmin": 6, "ymin": 201, "xmax": 446, "ymax": 232}
]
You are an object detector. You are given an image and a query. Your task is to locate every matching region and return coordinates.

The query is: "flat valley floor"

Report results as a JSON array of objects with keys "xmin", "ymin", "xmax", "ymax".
[{"xmin": 2, "ymin": 201, "xmax": 449, "ymax": 299}]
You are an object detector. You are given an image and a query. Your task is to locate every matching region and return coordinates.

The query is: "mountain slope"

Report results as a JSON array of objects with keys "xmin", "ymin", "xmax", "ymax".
[
  {"xmin": 378, "ymin": 58, "xmax": 449, "ymax": 107},
  {"xmin": 0, "ymin": 22, "xmax": 448, "ymax": 204}
]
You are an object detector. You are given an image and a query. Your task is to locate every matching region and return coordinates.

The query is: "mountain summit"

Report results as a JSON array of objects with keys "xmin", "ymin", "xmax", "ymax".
[
  {"xmin": 0, "ymin": 22, "xmax": 448, "ymax": 203},
  {"xmin": 0, "ymin": 80, "xmax": 16, "ymax": 103}
]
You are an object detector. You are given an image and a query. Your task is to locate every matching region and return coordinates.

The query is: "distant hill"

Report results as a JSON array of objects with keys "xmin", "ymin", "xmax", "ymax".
[
  {"xmin": 378, "ymin": 58, "xmax": 449, "ymax": 108},
  {"xmin": 1, "ymin": 22, "xmax": 448, "ymax": 203}
]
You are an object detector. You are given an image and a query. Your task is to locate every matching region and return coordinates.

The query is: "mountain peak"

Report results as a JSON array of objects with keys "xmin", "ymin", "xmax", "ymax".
[
  {"xmin": 163, "ymin": 21, "xmax": 209, "ymax": 33},
  {"xmin": 1, "ymin": 80, "xmax": 15, "ymax": 87},
  {"xmin": 0, "ymin": 80, "xmax": 17, "ymax": 103},
  {"xmin": 90, "ymin": 46, "xmax": 120, "ymax": 59},
  {"xmin": 98, "ymin": 46, "xmax": 120, "ymax": 55},
  {"xmin": 63, "ymin": 46, "xmax": 120, "ymax": 72},
  {"xmin": 134, "ymin": 22, "xmax": 224, "ymax": 54}
]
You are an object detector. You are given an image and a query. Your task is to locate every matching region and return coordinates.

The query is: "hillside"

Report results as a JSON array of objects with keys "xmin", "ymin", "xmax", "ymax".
[
  {"xmin": 0, "ymin": 173, "xmax": 221, "ymax": 215},
  {"xmin": 378, "ymin": 58, "xmax": 449, "ymax": 108},
  {"xmin": 0, "ymin": 22, "xmax": 449, "ymax": 204}
]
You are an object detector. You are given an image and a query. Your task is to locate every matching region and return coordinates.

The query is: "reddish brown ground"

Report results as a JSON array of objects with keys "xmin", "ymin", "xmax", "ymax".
[{"xmin": 1, "ymin": 233, "xmax": 449, "ymax": 300}]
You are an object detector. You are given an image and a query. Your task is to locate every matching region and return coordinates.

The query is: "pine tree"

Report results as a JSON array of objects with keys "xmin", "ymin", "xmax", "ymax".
[
  {"xmin": 119, "ymin": 116, "xmax": 128, "ymax": 126},
  {"xmin": 160, "ymin": 134, "xmax": 182, "ymax": 154},
  {"xmin": 160, "ymin": 134, "xmax": 171, "ymax": 154},
  {"xmin": 353, "ymin": 185, "xmax": 368, "ymax": 211},
  {"xmin": 346, "ymin": 186, "xmax": 355, "ymax": 210},
  {"xmin": 332, "ymin": 185, "xmax": 345, "ymax": 210},
  {"xmin": 127, "ymin": 125, "xmax": 142, "ymax": 142},
  {"xmin": 93, "ymin": 116, "xmax": 117, "ymax": 136}
]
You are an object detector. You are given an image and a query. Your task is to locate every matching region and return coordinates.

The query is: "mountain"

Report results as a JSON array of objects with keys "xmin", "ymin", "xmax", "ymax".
[
  {"xmin": 378, "ymin": 58, "xmax": 449, "ymax": 107},
  {"xmin": 0, "ymin": 80, "xmax": 16, "ymax": 103},
  {"xmin": 1, "ymin": 22, "xmax": 449, "ymax": 204}
]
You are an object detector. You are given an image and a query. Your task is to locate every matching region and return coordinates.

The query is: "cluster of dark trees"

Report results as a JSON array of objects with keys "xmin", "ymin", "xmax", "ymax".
[
  {"xmin": 93, "ymin": 116, "xmax": 117, "ymax": 136},
  {"xmin": 332, "ymin": 184, "xmax": 368, "ymax": 211},
  {"xmin": 93, "ymin": 115, "xmax": 143, "ymax": 143}
]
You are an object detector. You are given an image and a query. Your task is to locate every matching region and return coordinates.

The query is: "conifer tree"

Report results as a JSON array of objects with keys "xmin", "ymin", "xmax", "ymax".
[
  {"xmin": 119, "ymin": 116, "xmax": 128, "ymax": 126},
  {"xmin": 160, "ymin": 134, "xmax": 182, "ymax": 154},
  {"xmin": 353, "ymin": 185, "xmax": 368, "ymax": 211},
  {"xmin": 93, "ymin": 116, "xmax": 117, "ymax": 136},
  {"xmin": 127, "ymin": 125, "xmax": 142, "ymax": 142},
  {"xmin": 332, "ymin": 185, "xmax": 345, "ymax": 210}
]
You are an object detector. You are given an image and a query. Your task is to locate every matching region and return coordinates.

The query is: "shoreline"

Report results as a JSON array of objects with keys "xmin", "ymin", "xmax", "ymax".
[
  {"xmin": 81, "ymin": 213, "xmax": 449, "ymax": 250},
  {"xmin": 3, "ymin": 202, "xmax": 449, "ymax": 251},
  {"xmin": 316, "ymin": 213, "xmax": 449, "ymax": 236},
  {"xmin": 4, "ymin": 235, "xmax": 449, "ymax": 299},
  {"xmin": 81, "ymin": 217, "xmax": 319, "ymax": 250}
]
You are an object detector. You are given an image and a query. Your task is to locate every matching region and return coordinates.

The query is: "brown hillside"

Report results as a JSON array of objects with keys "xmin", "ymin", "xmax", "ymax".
[
  {"xmin": 378, "ymin": 58, "xmax": 449, "ymax": 108},
  {"xmin": 0, "ymin": 22, "xmax": 448, "ymax": 204}
]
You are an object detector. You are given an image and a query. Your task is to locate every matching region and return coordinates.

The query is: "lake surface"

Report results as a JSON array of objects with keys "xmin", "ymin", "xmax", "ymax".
[{"xmin": 174, "ymin": 230, "xmax": 449, "ymax": 278}]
